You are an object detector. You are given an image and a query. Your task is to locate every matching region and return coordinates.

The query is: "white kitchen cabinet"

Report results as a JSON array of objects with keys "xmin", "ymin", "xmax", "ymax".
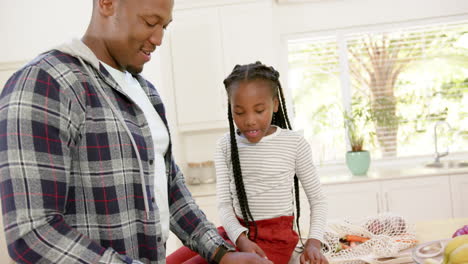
[
  {"xmin": 450, "ymin": 174, "xmax": 468, "ymax": 218},
  {"xmin": 168, "ymin": 1, "xmax": 276, "ymax": 132},
  {"xmin": 297, "ymin": 181, "xmax": 380, "ymax": 237},
  {"xmin": 322, "ymin": 181, "xmax": 381, "ymax": 222},
  {"xmin": 296, "ymin": 181, "xmax": 376, "ymax": 237},
  {"xmin": 169, "ymin": 7, "xmax": 227, "ymax": 131},
  {"xmin": 219, "ymin": 2, "xmax": 276, "ymax": 72},
  {"xmin": 298, "ymin": 175, "xmax": 452, "ymax": 236},
  {"xmin": 381, "ymin": 175, "xmax": 452, "ymax": 222}
]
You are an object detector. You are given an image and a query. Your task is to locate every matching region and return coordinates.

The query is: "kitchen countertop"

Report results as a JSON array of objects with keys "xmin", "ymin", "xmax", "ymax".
[
  {"xmin": 409, "ymin": 218, "xmax": 468, "ymax": 264},
  {"xmin": 186, "ymin": 162, "xmax": 468, "ymax": 197},
  {"xmin": 415, "ymin": 218, "xmax": 468, "ymax": 243},
  {"xmin": 319, "ymin": 163, "xmax": 468, "ymax": 185}
]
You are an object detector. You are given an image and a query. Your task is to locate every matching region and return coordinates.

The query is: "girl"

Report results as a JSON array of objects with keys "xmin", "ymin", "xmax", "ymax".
[
  {"xmin": 167, "ymin": 62, "xmax": 328, "ymax": 264},
  {"xmin": 216, "ymin": 61, "xmax": 328, "ymax": 264}
]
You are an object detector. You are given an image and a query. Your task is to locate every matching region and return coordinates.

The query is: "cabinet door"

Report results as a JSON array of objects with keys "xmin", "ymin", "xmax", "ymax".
[
  {"xmin": 451, "ymin": 174, "xmax": 468, "ymax": 218},
  {"xmin": 169, "ymin": 2, "xmax": 277, "ymax": 132},
  {"xmin": 304, "ymin": 181, "xmax": 381, "ymax": 228},
  {"xmin": 169, "ymin": 8, "xmax": 227, "ymax": 130},
  {"xmin": 219, "ymin": 1, "xmax": 277, "ymax": 73},
  {"xmin": 382, "ymin": 176, "xmax": 452, "ymax": 222}
]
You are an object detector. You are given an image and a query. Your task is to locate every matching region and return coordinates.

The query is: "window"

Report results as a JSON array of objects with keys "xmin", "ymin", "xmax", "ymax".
[{"xmin": 287, "ymin": 19, "xmax": 468, "ymax": 164}]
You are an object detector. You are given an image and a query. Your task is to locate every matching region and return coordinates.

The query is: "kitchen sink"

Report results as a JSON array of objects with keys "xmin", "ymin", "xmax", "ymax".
[{"xmin": 425, "ymin": 160, "xmax": 468, "ymax": 169}]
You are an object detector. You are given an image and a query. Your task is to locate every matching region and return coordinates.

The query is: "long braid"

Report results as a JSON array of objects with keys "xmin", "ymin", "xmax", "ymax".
[
  {"xmin": 223, "ymin": 61, "xmax": 302, "ymax": 242},
  {"xmin": 277, "ymin": 82, "xmax": 292, "ymax": 129},
  {"xmin": 227, "ymin": 104, "xmax": 258, "ymax": 240}
]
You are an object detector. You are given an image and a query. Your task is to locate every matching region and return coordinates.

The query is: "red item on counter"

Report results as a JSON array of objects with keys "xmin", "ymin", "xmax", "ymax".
[{"xmin": 452, "ymin": 225, "xmax": 468, "ymax": 238}]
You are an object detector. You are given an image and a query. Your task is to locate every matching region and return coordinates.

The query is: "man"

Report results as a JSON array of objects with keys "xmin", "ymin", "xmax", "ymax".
[{"xmin": 0, "ymin": 0, "xmax": 273, "ymax": 263}]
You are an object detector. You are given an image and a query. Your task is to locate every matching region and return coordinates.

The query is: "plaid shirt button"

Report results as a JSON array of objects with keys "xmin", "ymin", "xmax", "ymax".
[
  {"xmin": 157, "ymin": 237, "xmax": 162, "ymax": 242},
  {"xmin": 151, "ymin": 197, "xmax": 155, "ymax": 203},
  {"xmin": 149, "ymin": 159, "xmax": 154, "ymax": 165}
]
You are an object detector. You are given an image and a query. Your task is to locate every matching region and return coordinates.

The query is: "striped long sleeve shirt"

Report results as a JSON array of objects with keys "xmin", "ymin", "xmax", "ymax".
[{"xmin": 215, "ymin": 127, "xmax": 327, "ymax": 245}]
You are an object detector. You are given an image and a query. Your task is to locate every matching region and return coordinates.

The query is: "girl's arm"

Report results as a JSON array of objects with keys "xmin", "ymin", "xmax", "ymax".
[
  {"xmin": 295, "ymin": 135, "xmax": 328, "ymax": 243},
  {"xmin": 214, "ymin": 136, "xmax": 248, "ymax": 244}
]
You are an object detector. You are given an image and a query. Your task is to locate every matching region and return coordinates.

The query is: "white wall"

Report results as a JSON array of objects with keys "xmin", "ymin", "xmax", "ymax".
[
  {"xmin": 274, "ymin": 0, "xmax": 468, "ymax": 35},
  {"xmin": 0, "ymin": 1, "xmax": 91, "ymax": 62}
]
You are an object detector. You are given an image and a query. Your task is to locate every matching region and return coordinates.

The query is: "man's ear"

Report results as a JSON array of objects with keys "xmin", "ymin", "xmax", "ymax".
[{"xmin": 97, "ymin": 0, "xmax": 116, "ymax": 17}]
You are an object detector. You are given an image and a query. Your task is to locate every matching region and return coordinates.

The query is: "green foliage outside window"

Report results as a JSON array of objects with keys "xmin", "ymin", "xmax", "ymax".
[{"xmin": 288, "ymin": 21, "xmax": 468, "ymax": 163}]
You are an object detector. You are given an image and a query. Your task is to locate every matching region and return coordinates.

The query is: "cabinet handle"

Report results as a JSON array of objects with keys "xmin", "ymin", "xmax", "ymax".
[
  {"xmin": 376, "ymin": 193, "xmax": 380, "ymax": 214},
  {"xmin": 385, "ymin": 192, "xmax": 389, "ymax": 212}
]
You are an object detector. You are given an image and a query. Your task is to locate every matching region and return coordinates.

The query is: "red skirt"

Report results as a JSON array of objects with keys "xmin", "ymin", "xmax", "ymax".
[{"xmin": 166, "ymin": 215, "xmax": 299, "ymax": 264}]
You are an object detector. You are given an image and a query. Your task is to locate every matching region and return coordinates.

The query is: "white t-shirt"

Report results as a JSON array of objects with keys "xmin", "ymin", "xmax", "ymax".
[{"xmin": 101, "ymin": 63, "xmax": 170, "ymax": 242}]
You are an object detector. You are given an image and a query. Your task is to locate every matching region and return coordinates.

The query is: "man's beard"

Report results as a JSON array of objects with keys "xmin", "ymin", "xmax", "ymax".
[{"xmin": 127, "ymin": 65, "xmax": 143, "ymax": 75}]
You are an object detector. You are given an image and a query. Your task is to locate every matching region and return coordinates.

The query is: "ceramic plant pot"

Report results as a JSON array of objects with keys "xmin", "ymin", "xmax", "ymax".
[{"xmin": 346, "ymin": 150, "xmax": 370, "ymax": 176}]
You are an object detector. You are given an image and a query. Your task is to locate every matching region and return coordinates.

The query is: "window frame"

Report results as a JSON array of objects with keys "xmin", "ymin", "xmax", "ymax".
[{"xmin": 280, "ymin": 14, "xmax": 468, "ymax": 167}]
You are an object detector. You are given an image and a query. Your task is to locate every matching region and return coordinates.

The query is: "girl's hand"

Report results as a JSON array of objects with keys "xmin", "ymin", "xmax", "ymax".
[
  {"xmin": 300, "ymin": 239, "xmax": 329, "ymax": 264},
  {"xmin": 236, "ymin": 233, "xmax": 268, "ymax": 259}
]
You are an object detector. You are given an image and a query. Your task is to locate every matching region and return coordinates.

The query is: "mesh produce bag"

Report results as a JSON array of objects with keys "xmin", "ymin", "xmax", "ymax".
[{"xmin": 321, "ymin": 213, "xmax": 417, "ymax": 264}]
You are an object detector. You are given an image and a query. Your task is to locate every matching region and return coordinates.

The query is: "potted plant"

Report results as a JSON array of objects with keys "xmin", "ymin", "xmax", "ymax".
[{"xmin": 343, "ymin": 107, "xmax": 373, "ymax": 176}]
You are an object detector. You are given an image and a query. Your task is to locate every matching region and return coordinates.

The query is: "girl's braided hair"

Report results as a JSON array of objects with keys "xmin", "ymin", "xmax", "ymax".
[{"xmin": 223, "ymin": 61, "xmax": 302, "ymax": 241}]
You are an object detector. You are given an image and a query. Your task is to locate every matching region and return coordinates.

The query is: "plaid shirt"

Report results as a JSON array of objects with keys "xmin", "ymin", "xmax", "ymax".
[{"xmin": 0, "ymin": 42, "xmax": 228, "ymax": 263}]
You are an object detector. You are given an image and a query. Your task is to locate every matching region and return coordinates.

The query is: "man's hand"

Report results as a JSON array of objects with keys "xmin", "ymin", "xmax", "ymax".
[
  {"xmin": 236, "ymin": 233, "xmax": 268, "ymax": 258},
  {"xmin": 219, "ymin": 252, "xmax": 273, "ymax": 264},
  {"xmin": 300, "ymin": 239, "xmax": 329, "ymax": 264}
]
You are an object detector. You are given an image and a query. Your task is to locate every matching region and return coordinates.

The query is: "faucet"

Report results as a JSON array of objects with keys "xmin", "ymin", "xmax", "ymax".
[{"xmin": 433, "ymin": 120, "xmax": 451, "ymax": 164}]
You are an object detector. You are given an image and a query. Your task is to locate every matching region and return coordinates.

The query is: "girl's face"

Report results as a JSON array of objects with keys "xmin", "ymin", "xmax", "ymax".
[{"xmin": 230, "ymin": 80, "xmax": 279, "ymax": 143}]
